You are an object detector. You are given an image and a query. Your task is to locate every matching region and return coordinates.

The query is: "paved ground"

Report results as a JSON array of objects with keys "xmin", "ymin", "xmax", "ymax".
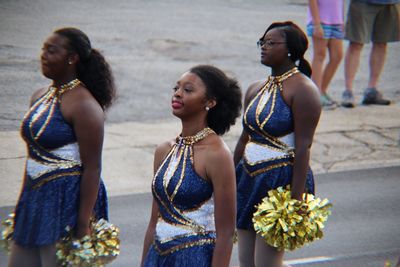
[
  {"xmin": 1, "ymin": 166, "xmax": 399, "ymax": 266},
  {"xmin": 0, "ymin": 0, "xmax": 399, "ymax": 266}
]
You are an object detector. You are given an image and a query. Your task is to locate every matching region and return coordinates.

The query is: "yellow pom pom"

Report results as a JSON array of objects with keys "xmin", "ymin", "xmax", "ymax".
[
  {"xmin": 56, "ymin": 218, "xmax": 120, "ymax": 266},
  {"xmin": 0, "ymin": 213, "xmax": 15, "ymax": 253},
  {"xmin": 253, "ymin": 186, "xmax": 332, "ymax": 251}
]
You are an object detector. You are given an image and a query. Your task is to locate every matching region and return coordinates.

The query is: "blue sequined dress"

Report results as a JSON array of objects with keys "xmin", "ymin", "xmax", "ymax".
[
  {"xmin": 143, "ymin": 130, "xmax": 216, "ymax": 267},
  {"xmin": 13, "ymin": 87, "xmax": 108, "ymax": 247},
  {"xmin": 236, "ymin": 69, "xmax": 315, "ymax": 230}
]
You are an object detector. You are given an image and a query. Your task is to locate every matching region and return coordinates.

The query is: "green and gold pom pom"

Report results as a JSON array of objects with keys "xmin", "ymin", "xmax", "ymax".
[
  {"xmin": 0, "ymin": 213, "xmax": 14, "ymax": 252},
  {"xmin": 56, "ymin": 219, "xmax": 120, "ymax": 267},
  {"xmin": 252, "ymin": 186, "xmax": 332, "ymax": 251}
]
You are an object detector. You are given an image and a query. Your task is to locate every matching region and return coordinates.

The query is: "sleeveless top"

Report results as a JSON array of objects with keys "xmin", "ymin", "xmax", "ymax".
[
  {"xmin": 13, "ymin": 79, "xmax": 108, "ymax": 246},
  {"xmin": 242, "ymin": 67, "xmax": 299, "ymax": 177},
  {"xmin": 20, "ymin": 82, "xmax": 82, "ymax": 189},
  {"xmin": 151, "ymin": 128, "xmax": 216, "ymax": 256}
]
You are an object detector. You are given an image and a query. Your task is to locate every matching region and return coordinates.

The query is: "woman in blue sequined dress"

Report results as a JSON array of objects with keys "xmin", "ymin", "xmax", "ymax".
[
  {"xmin": 8, "ymin": 27, "xmax": 116, "ymax": 266},
  {"xmin": 234, "ymin": 22, "xmax": 322, "ymax": 267},
  {"xmin": 141, "ymin": 65, "xmax": 242, "ymax": 267}
]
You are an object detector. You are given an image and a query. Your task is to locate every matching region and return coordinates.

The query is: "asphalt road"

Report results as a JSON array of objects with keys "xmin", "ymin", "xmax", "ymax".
[
  {"xmin": 1, "ymin": 166, "xmax": 399, "ymax": 266},
  {"xmin": 1, "ymin": 0, "xmax": 400, "ymax": 131}
]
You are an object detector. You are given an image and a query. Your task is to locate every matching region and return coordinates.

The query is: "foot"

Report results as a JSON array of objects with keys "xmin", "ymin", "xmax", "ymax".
[
  {"xmin": 341, "ymin": 90, "xmax": 355, "ymax": 108},
  {"xmin": 361, "ymin": 88, "xmax": 391, "ymax": 105},
  {"xmin": 320, "ymin": 94, "xmax": 337, "ymax": 110}
]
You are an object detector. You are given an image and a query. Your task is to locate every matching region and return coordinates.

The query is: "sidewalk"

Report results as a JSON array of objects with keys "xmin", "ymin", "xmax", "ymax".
[{"xmin": 1, "ymin": 103, "xmax": 399, "ymax": 207}]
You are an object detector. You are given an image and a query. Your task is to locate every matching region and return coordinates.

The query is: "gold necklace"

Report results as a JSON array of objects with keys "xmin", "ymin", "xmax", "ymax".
[
  {"xmin": 176, "ymin": 127, "xmax": 215, "ymax": 145},
  {"xmin": 272, "ymin": 67, "xmax": 299, "ymax": 83},
  {"xmin": 49, "ymin": 78, "xmax": 81, "ymax": 98}
]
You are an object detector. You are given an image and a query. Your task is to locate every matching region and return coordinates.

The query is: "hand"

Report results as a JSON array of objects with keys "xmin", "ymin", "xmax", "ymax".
[
  {"xmin": 75, "ymin": 224, "xmax": 91, "ymax": 239},
  {"xmin": 313, "ymin": 24, "xmax": 324, "ymax": 39}
]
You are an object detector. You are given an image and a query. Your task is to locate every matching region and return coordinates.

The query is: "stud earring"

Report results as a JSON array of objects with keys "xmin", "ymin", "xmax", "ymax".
[
  {"xmin": 205, "ymin": 106, "xmax": 210, "ymax": 111},
  {"xmin": 68, "ymin": 61, "xmax": 73, "ymax": 65},
  {"xmin": 288, "ymin": 53, "xmax": 291, "ymax": 57}
]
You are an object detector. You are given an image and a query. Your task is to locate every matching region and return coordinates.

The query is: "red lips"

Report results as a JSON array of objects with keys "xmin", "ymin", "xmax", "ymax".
[{"xmin": 171, "ymin": 100, "xmax": 183, "ymax": 109}]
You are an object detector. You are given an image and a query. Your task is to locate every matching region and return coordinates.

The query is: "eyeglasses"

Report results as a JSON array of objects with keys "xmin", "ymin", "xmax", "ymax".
[{"xmin": 257, "ymin": 40, "xmax": 286, "ymax": 48}]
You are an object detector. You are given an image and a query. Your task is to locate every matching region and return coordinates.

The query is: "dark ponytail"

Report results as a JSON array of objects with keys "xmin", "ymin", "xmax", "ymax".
[
  {"xmin": 54, "ymin": 27, "xmax": 116, "ymax": 110},
  {"xmin": 265, "ymin": 21, "xmax": 312, "ymax": 77},
  {"xmin": 297, "ymin": 58, "xmax": 312, "ymax": 78}
]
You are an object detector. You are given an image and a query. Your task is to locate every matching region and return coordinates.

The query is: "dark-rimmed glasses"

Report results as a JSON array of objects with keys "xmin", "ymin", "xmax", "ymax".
[{"xmin": 257, "ymin": 40, "xmax": 286, "ymax": 48}]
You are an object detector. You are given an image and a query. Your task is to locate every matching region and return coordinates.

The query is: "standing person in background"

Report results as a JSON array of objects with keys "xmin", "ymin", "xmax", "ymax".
[
  {"xmin": 234, "ymin": 21, "xmax": 321, "ymax": 267},
  {"xmin": 342, "ymin": 0, "xmax": 400, "ymax": 108},
  {"xmin": 8, "ymin": 27, "xmax": 116, "ymax": 266},
  {"xmin": 141, "ymin": 65, "xmax": 242, "ymax": 267},
  {"xmin": 307, "ymin": 0, "xmax": 344, "ymax": 109}
]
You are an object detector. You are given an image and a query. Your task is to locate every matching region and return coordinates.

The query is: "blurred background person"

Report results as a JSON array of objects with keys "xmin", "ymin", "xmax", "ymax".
[
  {"xmin": 307, "ymin": 0, "xmax": 344, "ymax": 109},
  {"xmin": 342, "ymin": 0, "xmax": 400, "ymax": 108}
]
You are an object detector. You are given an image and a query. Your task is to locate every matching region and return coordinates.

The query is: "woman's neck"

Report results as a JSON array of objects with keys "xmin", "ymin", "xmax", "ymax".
[
  {"xmin": 271, "ymin": 62, "xmax": 297, "ymax": 77},
  {"xmin": 52, "ymin": 74, "xmax": 78, "ymax": 88},
  {"xmin": 180, "ymin": 118, "xmax": 208, "ymax": 137}
]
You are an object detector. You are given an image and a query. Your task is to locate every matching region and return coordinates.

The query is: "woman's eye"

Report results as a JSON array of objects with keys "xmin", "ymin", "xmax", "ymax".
[
  {"xmin": 184, "ymin": 88, "xmax": 192, "ymax": 92},
  {"xmin": 172, "ymin": 86, "xmax": 178, "ymax": 92}
]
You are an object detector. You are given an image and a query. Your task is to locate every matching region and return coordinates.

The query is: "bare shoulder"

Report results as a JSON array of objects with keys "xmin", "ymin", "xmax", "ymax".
[
  {"xmin": 155, "ymin": 139, "xmax": 175, "ymax": 159},
  {"xmin": 246, "ymin": 80, "xmax": 265, "ymax": 99},
  {"xmin": 153, "ymin": 139, "xmax": 175, "ymax": 171},
  {"xmin": 60, "ymin": 85, "xmax": 104, "ymax": 122},
  {"xmin": 204, "ymin": 135, "xmax": 232, "ymax": 164},
  {"xmin": 291, "ymin": 74, "xmax": 319, "ymax": 98},
  {"xmin": 29, "ymin": 87, "xmax": 48, "ymax": 106}
]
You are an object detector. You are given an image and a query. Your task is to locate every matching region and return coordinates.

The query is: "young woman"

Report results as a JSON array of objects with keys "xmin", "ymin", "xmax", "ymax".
[
  {"xmin": 141, "ymin": 65, "xmax": 242, "ymax": 267},
  {"xmin": 234, "ymin": 22, "xmax": 321, "ymax": 267},
  {"xmin": 8, "ymin": 27, "xmax": 116, "ymax": 266}
]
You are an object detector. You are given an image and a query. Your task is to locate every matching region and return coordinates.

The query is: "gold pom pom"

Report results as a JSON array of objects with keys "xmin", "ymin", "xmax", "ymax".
[
  {"xmin": 0, "ymin": 213, "xmax": 14, "ymax": 252},
  {"xmin": 252, "ymin": 186, "xmax": 332, "ymax": 251},
  {"xmin": 0, "ymin": 214, "xmax": 120, "ymax": 266},
  {"xmin": 56, "ymin": 219, "xmax": 120, "ymax": 266}
]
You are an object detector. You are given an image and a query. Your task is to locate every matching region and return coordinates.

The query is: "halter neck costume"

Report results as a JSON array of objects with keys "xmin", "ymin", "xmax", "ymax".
[
  {"xmin": 13, "ymin": 80, "xmax": 108, "ymax": 246},
  {"xmin": 144, "ymin": 127, "xmax": 217, "ymax": 267},
  {"xmin": 236, "ymin": 68, "xmax": 315, "ymax": 230}
]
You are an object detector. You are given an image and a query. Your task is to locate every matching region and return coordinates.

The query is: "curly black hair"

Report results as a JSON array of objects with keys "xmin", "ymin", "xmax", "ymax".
[
  {"xmin": 54, "ymin": 27, "xmax": 116, "ymax": 110},
  {"xmin": 189, "ymin": 65, "xmax": 242, "ymax": 135},
  {"xmin": 263, "ymin": 21, "xmax": 312, "ymax": 77}
]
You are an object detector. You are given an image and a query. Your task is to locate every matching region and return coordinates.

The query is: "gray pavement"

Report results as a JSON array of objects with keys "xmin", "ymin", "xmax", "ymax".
[
  {"xmin": 0, "ymin": 0, "xmax": 400, "ymax": 266},
  {"xmin": 1, "ymin": 166, "xmax": 399, "ymax": 266}
]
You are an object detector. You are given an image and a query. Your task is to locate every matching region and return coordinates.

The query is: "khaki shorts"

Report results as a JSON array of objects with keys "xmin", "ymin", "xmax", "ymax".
[{"xmin": 345, "ymin": 1, "xmax": 400, "ymax": 43}]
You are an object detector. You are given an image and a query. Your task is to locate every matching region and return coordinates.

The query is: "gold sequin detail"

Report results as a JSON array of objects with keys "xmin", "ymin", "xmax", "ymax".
[
  {"xmin": 176, "ymin": 127, "xmax": 215, "ymax": 145},
  {"xmin": 243, "ymin": 67, "xmax": 299, "ymax": 149}
]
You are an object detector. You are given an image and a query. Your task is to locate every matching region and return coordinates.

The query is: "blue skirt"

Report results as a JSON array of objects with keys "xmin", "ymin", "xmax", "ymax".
[
  {"xmin": 236, "ymin": 161, "xmax": 315, "ymax": 230},
  {"xmin": 143, "ymin": 242, "xmax": 214, "ymax": 267},
  {"xmin": 12, "ymin": 175, "xmax": 108, "ymax": 247}
]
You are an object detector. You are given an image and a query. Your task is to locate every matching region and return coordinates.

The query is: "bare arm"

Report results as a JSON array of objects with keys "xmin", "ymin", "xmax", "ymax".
[
  {"xmin": 308, "ymin": 0, "xmax": 324, "ymax": 38},
  {"xmin": 140, "ymin": 199, "xmax": 159, "ymax": 266},
  {"xmin": 290, "ymin": 80, "xmax": 321, "ymax": 200},
  {"xmin": 233, "ymin": 81, "xmax": 263, "ymax": 165},
  {"xmin": 207, "ymin": 142, "xmax": 236, "ymax": 267},
  {"xmin": 140, "ymin": 141, "xmax": 172, "ymax": 266},
  {"xmin": 63, "ymin": 88, "xmax": 105, "ymax": 238}
]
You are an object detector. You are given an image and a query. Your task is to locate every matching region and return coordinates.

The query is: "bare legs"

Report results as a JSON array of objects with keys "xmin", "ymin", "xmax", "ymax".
[
  {"xmin": 344, "ymin": 41, "xmax": 387, "ymax": 91},
  {"xmin": 238, "ymin": 229, "xmax": 256, "ymax": 267},
  {"xmin": 8, "ymin": 243, "xmax": 58, "ymax": 267},
  {"xmin": 344, "ymin": 42, "xmax": 363, "ymax": 92},
  {"xmin": 311, "ymin": 37, "xmax": 343, "ymax": 95},
  {"xmin": 238, "ymin": 229, "xmax": 285, "ymax": 267},
  {"xmin": 368, "ymin": 42, "xmax": 387, "ymax": 89}
]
